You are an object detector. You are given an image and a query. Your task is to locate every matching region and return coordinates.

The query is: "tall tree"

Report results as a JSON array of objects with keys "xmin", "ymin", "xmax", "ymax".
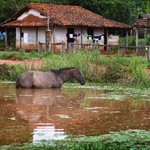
[{"xmin": 0, "ymin": 0, "xmax": 149, "ymax": 25}]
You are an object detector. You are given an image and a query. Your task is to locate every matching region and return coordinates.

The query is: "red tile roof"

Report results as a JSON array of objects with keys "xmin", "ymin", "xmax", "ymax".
[
  {"xmin": 134, "ymin": 14, "xmax": 150, "ymax": 28},
  {"xmin": 103, "ymin": 18, "xmax": 131, "ymax": 29},
  {"xmin": 1, "ymin": 3, "xmax": 131, "ymax": 29},
  {"xmin": 2, "ymin": 15, "xmax": 46, "ymax": 27}
]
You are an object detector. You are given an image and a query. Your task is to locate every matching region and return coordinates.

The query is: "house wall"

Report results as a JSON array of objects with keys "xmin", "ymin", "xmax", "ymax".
[
  {"xmin": 16, "ymin": 27, "xmax": 46, "ymax": 50},
  {"xmin": 54, "ymin": 26, "xmax": 104, "ymax": 44},
  {"xmin": 16, "ymin": 9, "xmax": 47, "ymax": 50},
  {"xmin": 15, "ymin": 8, "xmax": 105, "ymax": 50},
  {"xmin": 75, "ymin": 27, "xmax": 87, "ymax": 44},
  {"xmin": 53, "ymin": 26, "xmax": 67, "ymax": 43},
  {"xmin": 17, "ymin": 9, "xmax": 46, "ymax": 20},
  {"xmin": 38, "ymin": 27, "xmax": 46, "ymax": 43},
  {"xmin": 16, "ymin": 28, "xmax": 21, "ymax": 49},
  {"xmin": 16, "ymin": 25, "xmax": 104, "ymax": 50},
  {"xmin": 51, "ymin": 26, "xmax": 104, "ymax": 52},
  {"xmin": 94, "ymin": 28, "xmax": 104, "ymax": 44}
]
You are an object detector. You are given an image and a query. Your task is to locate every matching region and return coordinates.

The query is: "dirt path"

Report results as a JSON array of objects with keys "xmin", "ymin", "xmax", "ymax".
[{"xmin": 0, "ymin": 59, "xmax": 44, "ymax": 70}]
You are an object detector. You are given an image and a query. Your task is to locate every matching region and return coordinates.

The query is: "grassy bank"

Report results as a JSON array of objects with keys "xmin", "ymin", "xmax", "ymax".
[
  {"xmin": 1, "ymin": 130, "xmax": 150, "ymax": 150},
  {"xmin": 0, "ymin": 50, "xmax": 150, "ymax": 86}
]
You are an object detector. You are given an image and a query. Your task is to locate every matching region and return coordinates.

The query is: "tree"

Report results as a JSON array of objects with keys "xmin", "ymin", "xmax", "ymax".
[
  {"xmin": 0, "ymin": 0, "xmax": 29, "ymax": 22},
  {"xmin": 0, "ymin": 0, "xmax": 149, "ymax": 25}
]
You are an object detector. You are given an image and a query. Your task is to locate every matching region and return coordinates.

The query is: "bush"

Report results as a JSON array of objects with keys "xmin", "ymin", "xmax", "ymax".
[
  {"xmin": 0, "ymin": 64, "xmax": 27, "ymax": 81},
  {"xmin": 42, "ymin": 52, "xmax": 149, "ymax": 85},
  {"xmin": 103, "ymin": 56, "xmax": 148, "ymax": 84},
  {"xmin": 119, "ymin": 36, "xmax": 136, "ymax": 46},
  {"xmin": 146, "ymin": 34, "xmax": 150, "ymax": 45}
]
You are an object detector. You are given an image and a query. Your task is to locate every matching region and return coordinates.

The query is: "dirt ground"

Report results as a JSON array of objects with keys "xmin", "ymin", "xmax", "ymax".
[{"xmin": 0, "ymin": 59, "xmax": 44, "ymax": 70}]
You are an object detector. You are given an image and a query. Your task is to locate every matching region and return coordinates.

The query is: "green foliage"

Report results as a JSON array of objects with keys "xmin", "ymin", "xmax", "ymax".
[
  {"xmin": 108, "ymin": 56, "xmax": 148, "ymax": 85},
  {"xmin": 146, "ymin": 34, "xmax": 150, "ymax": 45},
  {"xmin": 0, "ymin": 0, "xmax": 149, "ymax": 25},
  {"xmin": 42, "ymin": 52, "xmax": 150, "ymax": 85},
  {"xmin": 1, "ymin": 130, "xmax": 150, "ymax": 150},
  {"xmin": 119, "ymin": 36, "xmax": 136, "ymax": 46},
  {"xmin": 0, "ymin": 51, "xmax": 52, "ymax": 60},
  {"xmin": 0, "ymin": 64, "xmax": 27, "ymax": 81},
  {"xmin": 0, "ymin": 0, "xmax": 28, "ymax": 23},
  {"xmin": 42, "ymin": 50, "xmax": 89, "ymax": 70},
  {"xmin": 0, "ymin": 51, "xmax": 150, "ymax": 86}
]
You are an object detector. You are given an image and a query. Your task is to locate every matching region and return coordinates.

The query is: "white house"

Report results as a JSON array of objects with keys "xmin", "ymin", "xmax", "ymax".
[{"xmin": 1, "ymin": 3, "xmax": 131, "ymax": 51}]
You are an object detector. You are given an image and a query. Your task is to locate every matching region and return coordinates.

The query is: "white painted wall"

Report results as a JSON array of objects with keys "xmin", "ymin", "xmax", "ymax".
[
  {"xmin": 38, "ymin": 27, "xmax": 46, "ymax": 43},
  {"xmin": 74, "ymin": 27, "xmax": 87, "ymax": 44},
  {"xmin": 23, "ymin": 28, "xmax": 36, "ymax": 44},
  {"xmin": 54, "ymin": 26, "xmax": 67, "ymax": 43},
  {"xmin": 108, "ymin": 35, "xmax": 119, "ymax": 45},
  {"xmin": 17, "ymin": 9, "xmax": 46, "ymax": 20},
  {"xmin": 16, "ymin": 28, "xmax": 21, "ymax": 49},
  {"xmin": 16, "ymin": 9, "xmax": 47, "ymax": 49},
  {"xmin": 53, "ymin": 26, "xmax": 104, "ymax": 44},
  {"xmin": 94, "ymin": 28, "xmax": 104, "ymax": 44},
  {"xmin": 16, "ymin": 26, "xmax": 105, "ymax": 49},
  {"xmin": 16, "ymin": 27, "xmax": 46, "ymax": 49},
  {"xmin": 16, "ymin": 27, "xmax": 35, "ymax": 49}
]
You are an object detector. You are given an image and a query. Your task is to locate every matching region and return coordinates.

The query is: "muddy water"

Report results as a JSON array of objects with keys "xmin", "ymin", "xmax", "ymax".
[{"xmin": 0, "ymin": 83, "xmax": 150, "ymax": 145}]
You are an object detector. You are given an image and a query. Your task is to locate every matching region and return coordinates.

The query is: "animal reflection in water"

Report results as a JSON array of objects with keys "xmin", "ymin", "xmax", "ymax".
[
  {"xmin": 16, "ymin": 89, "xmax": 63, "ymax": 106},
  {"xmin": 16, "ymin": 89, "xmax": 64, "ymax": 122},
  {"xmin": 16, "ymin": 67, "xmax": 85, "ymax": 89},
  {"xmin": 16, "ymin": 89, "xmax": 85, "ymax": 122},
  {"xmin": 16, "ymin": 89, "xmax": 85, "ymax": 107}
]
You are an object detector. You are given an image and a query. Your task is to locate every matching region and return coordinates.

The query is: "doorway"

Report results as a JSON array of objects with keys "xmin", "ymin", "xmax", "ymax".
[{"xmin": 67, "ymin": 28, "xmax": 74, "ymax": 43}]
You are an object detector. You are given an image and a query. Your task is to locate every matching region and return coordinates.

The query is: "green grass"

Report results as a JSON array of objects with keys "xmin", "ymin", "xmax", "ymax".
[
  {"xmin": 0, "ymin": 130, "xmax": 149, "ymax": 150},
  {"xmin": 42, "ymin": 51, "xmax": 150, "ymax": 85},
  {"xmin": 0, "ymin": 51, "xmax": 150, "ymax": 86},
  {"xmin": 0, "ymin": 50, "xmax": 50, "ymax": 60}
]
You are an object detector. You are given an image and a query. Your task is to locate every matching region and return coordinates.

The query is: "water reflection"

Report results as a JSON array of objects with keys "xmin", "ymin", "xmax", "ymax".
[
  {"xmin": 16, "ymin": 89, "xmax": 82, "ymax": 144},
  {"xmin": 16, "ymin": 88, "xmax": 85, "ymax": 122},
  {"xmin": 0, "ymin": 83, "xmax": 16, "ymax": 101},
  {"xmin": 0, "ymin": 83, "xmax": 150, "ymax": 145},
  {"xmin": 33, "ymin": 123, "xmax": 67, "ymax": 144},
  {"xmin": 16, "ymin": 89, "xmax": 63, "ymax": 106}
]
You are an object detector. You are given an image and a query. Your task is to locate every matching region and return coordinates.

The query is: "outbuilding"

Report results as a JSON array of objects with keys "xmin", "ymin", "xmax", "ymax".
[{"xmin": 133, "ymin": 14, "xmax": 150, "ymax": 51}]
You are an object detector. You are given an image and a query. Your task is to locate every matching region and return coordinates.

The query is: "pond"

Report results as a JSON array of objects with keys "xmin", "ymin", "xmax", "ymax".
[{"xmin": 0, "ymin": 83, "xmax": 150, "ymax": 145}]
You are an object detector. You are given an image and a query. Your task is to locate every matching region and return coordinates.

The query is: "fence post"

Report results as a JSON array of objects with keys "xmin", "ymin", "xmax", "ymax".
[
  {"xmin": 61, "ymin": 41, "xmax": 65, "ymax": 56},
  {"xmin": 73, "ymin": 43, "xmax": 76, "ymax": 54},
  {"xmin": 92, "ymin": 41, "xmax": 98, "ymax": 51},
  {"xmin": 51, "ymin": 43, "xmax": 54, "ymax": 53},
  {"xmin": 45, "ymin": 30, "xmax": 52, "ymax": 52},
  {"xmin": 95, "ymin": 42, "xmax": 98, "ymax": 51},
  {"xmin": 48, "ymin": 43, "xmax": 51, "ymax": 52},
  {"xmin": 68, "ymin": 42, "xmax": 75, "ymax": 54},
  {"xmin": 147, "ymin": 46, "xmax": 150, "ymax": 61},
  {"xmin": 68, "ymin": 43, "xmax": 70, "ymax": 53},
  {"xmin": 38, "ymin": 43, "xmax": 40, "ymax": 53}
]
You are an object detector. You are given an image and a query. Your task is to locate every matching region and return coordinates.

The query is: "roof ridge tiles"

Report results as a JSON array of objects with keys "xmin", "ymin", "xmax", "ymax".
[{"xmin": 1, "ymin": 3, "xmax": 131, "ymax": 28}]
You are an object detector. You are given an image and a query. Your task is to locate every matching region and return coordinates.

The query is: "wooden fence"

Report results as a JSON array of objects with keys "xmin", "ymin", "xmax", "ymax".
[
  {"xmin": 38, "ymin": 42, "xmax": 150, "ymax": 57},
  {"xmin": 38, "ymin": 42, "xmax": 119, "ymax": 55}
]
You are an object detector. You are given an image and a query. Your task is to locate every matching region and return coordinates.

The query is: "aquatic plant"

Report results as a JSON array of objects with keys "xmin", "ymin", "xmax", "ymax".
[{"xmin": 0, "ymin": 130, "xmax": 149, "ymax": 150}]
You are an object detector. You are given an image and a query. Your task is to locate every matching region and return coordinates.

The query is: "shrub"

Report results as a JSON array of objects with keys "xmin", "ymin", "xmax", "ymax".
[
  {"xmin": 146, "ymin": 34, "xmax": 150, "ymax": 45},
  {"xmin": 0, "ymin": 64, "xmax": 27, "ymax": 81},
  {"xmin": 0, "ymin": 51, "xmax": 150, "ymax": 86}
]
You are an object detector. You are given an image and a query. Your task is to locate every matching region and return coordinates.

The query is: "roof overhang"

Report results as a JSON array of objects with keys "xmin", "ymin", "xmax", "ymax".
[{"xmin": 0, "ymin": 3, "xmax": 131, "ymax": 29}]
